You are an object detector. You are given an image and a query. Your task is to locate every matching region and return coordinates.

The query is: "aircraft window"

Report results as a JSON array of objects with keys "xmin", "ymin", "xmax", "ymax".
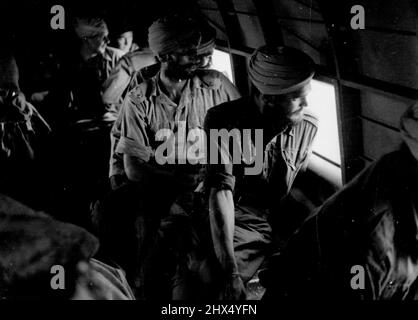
[
  {"xmin": 307, "ymin": 79, "xmax": 343, "ymax": 186},
  {"xmin": 211, "ymin": 49, "xmax": 234, "ymax": 84}
]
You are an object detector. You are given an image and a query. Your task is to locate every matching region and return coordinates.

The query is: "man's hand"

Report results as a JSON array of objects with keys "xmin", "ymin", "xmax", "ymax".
[
  {"xmin": 220, "ymin": 274, "xmax": 247, "ymax": 300},
  {"xmin": 110, "ymin": 174, "xmax": 129, "ymax": 190},
  {"xmin": 14, "ymin": 91, "xmax": 27, "ymax": 110}
]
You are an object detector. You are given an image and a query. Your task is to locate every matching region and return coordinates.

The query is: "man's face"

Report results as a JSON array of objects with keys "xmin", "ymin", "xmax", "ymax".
[
  {"xmin": 164, "ymin": 45, "xmax": 200, "ymax": 80},
  {"xmin": 257, "ymin": 83, "xmax": 311, "ymax": 130},
  {"xmin": 116, "ymin": 31, "xmax": 134, "ymax": 54},
  {"xmin": 84, "ymin": 30, "xmax": 109, "ymax": 55},
  {"xmin": 197, "ymin": 49, "xmax": 214, "ymax": 69}
]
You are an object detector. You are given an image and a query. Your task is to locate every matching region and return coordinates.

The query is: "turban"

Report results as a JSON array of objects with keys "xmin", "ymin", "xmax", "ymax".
[
  {"xmin": 400, "ymin": 102, "xmax": 418, "ymax": 161},
  {"xmin": 73, "ymin": 17, "xmax": 108, "ymax": 39},
  {"xmin": 197, "ymin": 22, "xmax": 216, "ymax": 55},
  {"xmin": 148, "ymin": 16, "xmax": 201, "ymax": 56},
  {"xmin": 248, "ymin": 46, "xmax": 315, "ymax": 95}
]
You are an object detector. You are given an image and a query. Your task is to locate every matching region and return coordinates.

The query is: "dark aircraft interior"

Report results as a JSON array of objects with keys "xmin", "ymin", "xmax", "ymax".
[{"xmin": 0, "ymin": 0, "xmax": 417, "ymax": 303}]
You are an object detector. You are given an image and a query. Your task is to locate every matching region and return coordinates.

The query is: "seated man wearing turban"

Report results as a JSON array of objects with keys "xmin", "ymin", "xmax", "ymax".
[
  {"xmin": 165, "ymin": 45, "xmax": 318, "ymax": 300},
  {"xmin": 42, "ymin": 16, "xmax": 124, "ymax": 227},
  {"xmin": 259, "ymin": 102, "xmax": 418, "ymax": 300},
  {"xmin": 103, "ymin": 20, "xmax": 218, "ymax": 191},
  {"xmin": 46, "ymin": 15, "xmax": 124, "ymax": 125},
  {"xmin": 96, "ymin": 14, "xmax": 240, "ymax": 299}
]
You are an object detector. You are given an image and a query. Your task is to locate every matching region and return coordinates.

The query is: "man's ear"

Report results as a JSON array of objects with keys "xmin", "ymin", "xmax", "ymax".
[{"xmin": 251, "ymin": 85, "xmax": 266, "ymax": 104}]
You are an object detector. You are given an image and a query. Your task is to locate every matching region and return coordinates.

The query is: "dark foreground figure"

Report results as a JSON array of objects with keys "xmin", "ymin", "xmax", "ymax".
[
  {"xmin": 0, "ymin": 194, "xmax": 134, "ymax": 300},
  {"xmin": 260, "ymin": 103, "xmax": 418, "ymax": 300}
]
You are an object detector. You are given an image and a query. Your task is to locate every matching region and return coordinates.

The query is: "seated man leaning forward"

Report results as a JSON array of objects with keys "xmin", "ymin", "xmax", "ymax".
[
  {"xmin": 165, "ymin": 45, "xmax": 318, "ymax": 300},
  {"xmin": 106, "ymin": 19, "xmax": 218, "ymax": 191},
  {"xmin": 97, "ymin": 14, "xmax": 240, "ymax": 298}
]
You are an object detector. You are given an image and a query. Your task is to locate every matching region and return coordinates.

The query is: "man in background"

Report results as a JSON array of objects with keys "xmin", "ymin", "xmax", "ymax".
[
  {"xmin": 43, "ymin": 15, "xmax": 123, "ymax": 228},
  {"xmin": 113, "ymin": 26, "xmax": 140, "ymax": 55}
]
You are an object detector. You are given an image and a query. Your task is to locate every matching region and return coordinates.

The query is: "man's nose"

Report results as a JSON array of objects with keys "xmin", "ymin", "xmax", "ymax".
[{"xmin": 300, "ymin": 96, "xmax": 308, "ymax": 107}]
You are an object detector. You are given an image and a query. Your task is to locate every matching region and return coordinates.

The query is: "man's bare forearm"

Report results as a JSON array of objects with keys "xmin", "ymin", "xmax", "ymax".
[{"xmin": 208, "ymin": 188, "xmax": 238, "ymax": 275}]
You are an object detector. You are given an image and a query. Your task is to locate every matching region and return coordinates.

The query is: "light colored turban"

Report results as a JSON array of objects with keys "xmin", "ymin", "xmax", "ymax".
[
  {"xmin": 197, "ymin": 38, "xmax": 215, "ymax": 55},
  {"xmin": 148, "ymin": 16, "xmax": 201, "ymax": 57},
  {"xmin": 400, "ymin": 102, "xmax": 418, "ymax": 160},
  {"xmin": 73, "ymin": 17, "xmax": 108, "ymax": 39},
  {"xmin": 248, "ymin": 46, "xmax": 315, "ymax": 95}
]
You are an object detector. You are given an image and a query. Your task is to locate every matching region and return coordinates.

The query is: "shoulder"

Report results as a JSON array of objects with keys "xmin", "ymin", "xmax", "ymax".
[
  {"xmin": 125, "ymin": 76, "xmax": 157, "ymax": 105},
  {"xmin": 291, "ymin": 109, "xmax": 319, "ymax": 138},
  {"xmin": 106, "ymin": 46, "xmax": 125, "ymax": 60},
  {"xmin": 289, "ymin": 110, "xmax": 319, "ymax": 134},
  {"xmin": 124, "ymin": 50, "xmax": 157, "ymax": 72},
  {"xmin": 205, "ymin": 97, "xmax": 246, "ymax": 127},
  {"xmin": 195, "ymin": 69, "xmax": 233, "ymax": 89},
  {"xmin": 301, "ymin": 109, "xmax": 319, "ymax": 128}
]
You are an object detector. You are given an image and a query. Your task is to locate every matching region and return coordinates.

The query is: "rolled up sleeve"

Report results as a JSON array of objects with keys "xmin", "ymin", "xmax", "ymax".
[
  {"xmin": 218, "ymin": 72, "xmax": 241, "ymax": 102},
  {"xmin": 115, "ymin": 93, "xmax": 152, "ymax": 162}
]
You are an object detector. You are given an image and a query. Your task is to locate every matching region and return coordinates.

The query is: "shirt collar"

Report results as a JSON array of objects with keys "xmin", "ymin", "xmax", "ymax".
[
  {"xmin": 102, "ymin": 48, "xmax": 113, "ymax": 62},
  {"xmin": 191, "ymin": 70, "xmax": 222, "ymax": 90},
  {"xmin": 244, "ymin": 96, "xmax": 295, "ymax": 138}
]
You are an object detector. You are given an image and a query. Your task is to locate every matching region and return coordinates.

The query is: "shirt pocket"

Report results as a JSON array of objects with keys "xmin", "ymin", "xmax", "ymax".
[{"xmin": 282, "ymin": 148, "xmax": 298, "ymax": 171}]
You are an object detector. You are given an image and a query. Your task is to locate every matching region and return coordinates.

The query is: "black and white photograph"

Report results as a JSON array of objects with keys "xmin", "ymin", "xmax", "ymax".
[{"xmin": 0, "ymin": 0, "xmax": 417, "ymax": 312}]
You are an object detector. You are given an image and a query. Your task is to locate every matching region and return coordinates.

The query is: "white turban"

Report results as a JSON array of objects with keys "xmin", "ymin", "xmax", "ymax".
[
  {"xmin": 248, "ymin": 46, "xmax": 315, "ymax": 95},
  {"xmin": 73, "ymin": 17, "xmax": 108, "ymax": 39},
  {"xmin": 148, "ymin": 15, "xmax": 201, "ymax": 57},
  {"xmin": 400, "ymin": 102, "xmax": 418, "ymax": 161}
]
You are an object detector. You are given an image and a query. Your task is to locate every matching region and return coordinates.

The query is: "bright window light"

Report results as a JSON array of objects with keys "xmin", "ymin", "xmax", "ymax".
[
  {"xmin": 307, "ymin": 79, "xmax": 342, "ymax": 186},
  {"xmin": 211, "ymin": 49, "xmax": 234, "ymax": 83},
  {"xmin": 307, "ymin": 79, "xmax": 341, "ymax": 165}
]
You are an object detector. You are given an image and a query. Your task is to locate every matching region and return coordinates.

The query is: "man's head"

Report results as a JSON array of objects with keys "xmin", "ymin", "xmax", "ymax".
[
  {"xmin": 115, "ymin": 30, "xmax": 134, "ymax": 54},
  {"xmin": 196, "ymin": 21, "xmax": 216, "ymax": 69},
  {"xmin": 73, "ymin": 17, "xmax": 110, "ymax": 55},
  {"xmin": 249, "ymin": 45, "xmax": 315, "ymax": 130},
  {"xmin": 148, "ymin": 15, "xmax": 201, "ymax": 81}
]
